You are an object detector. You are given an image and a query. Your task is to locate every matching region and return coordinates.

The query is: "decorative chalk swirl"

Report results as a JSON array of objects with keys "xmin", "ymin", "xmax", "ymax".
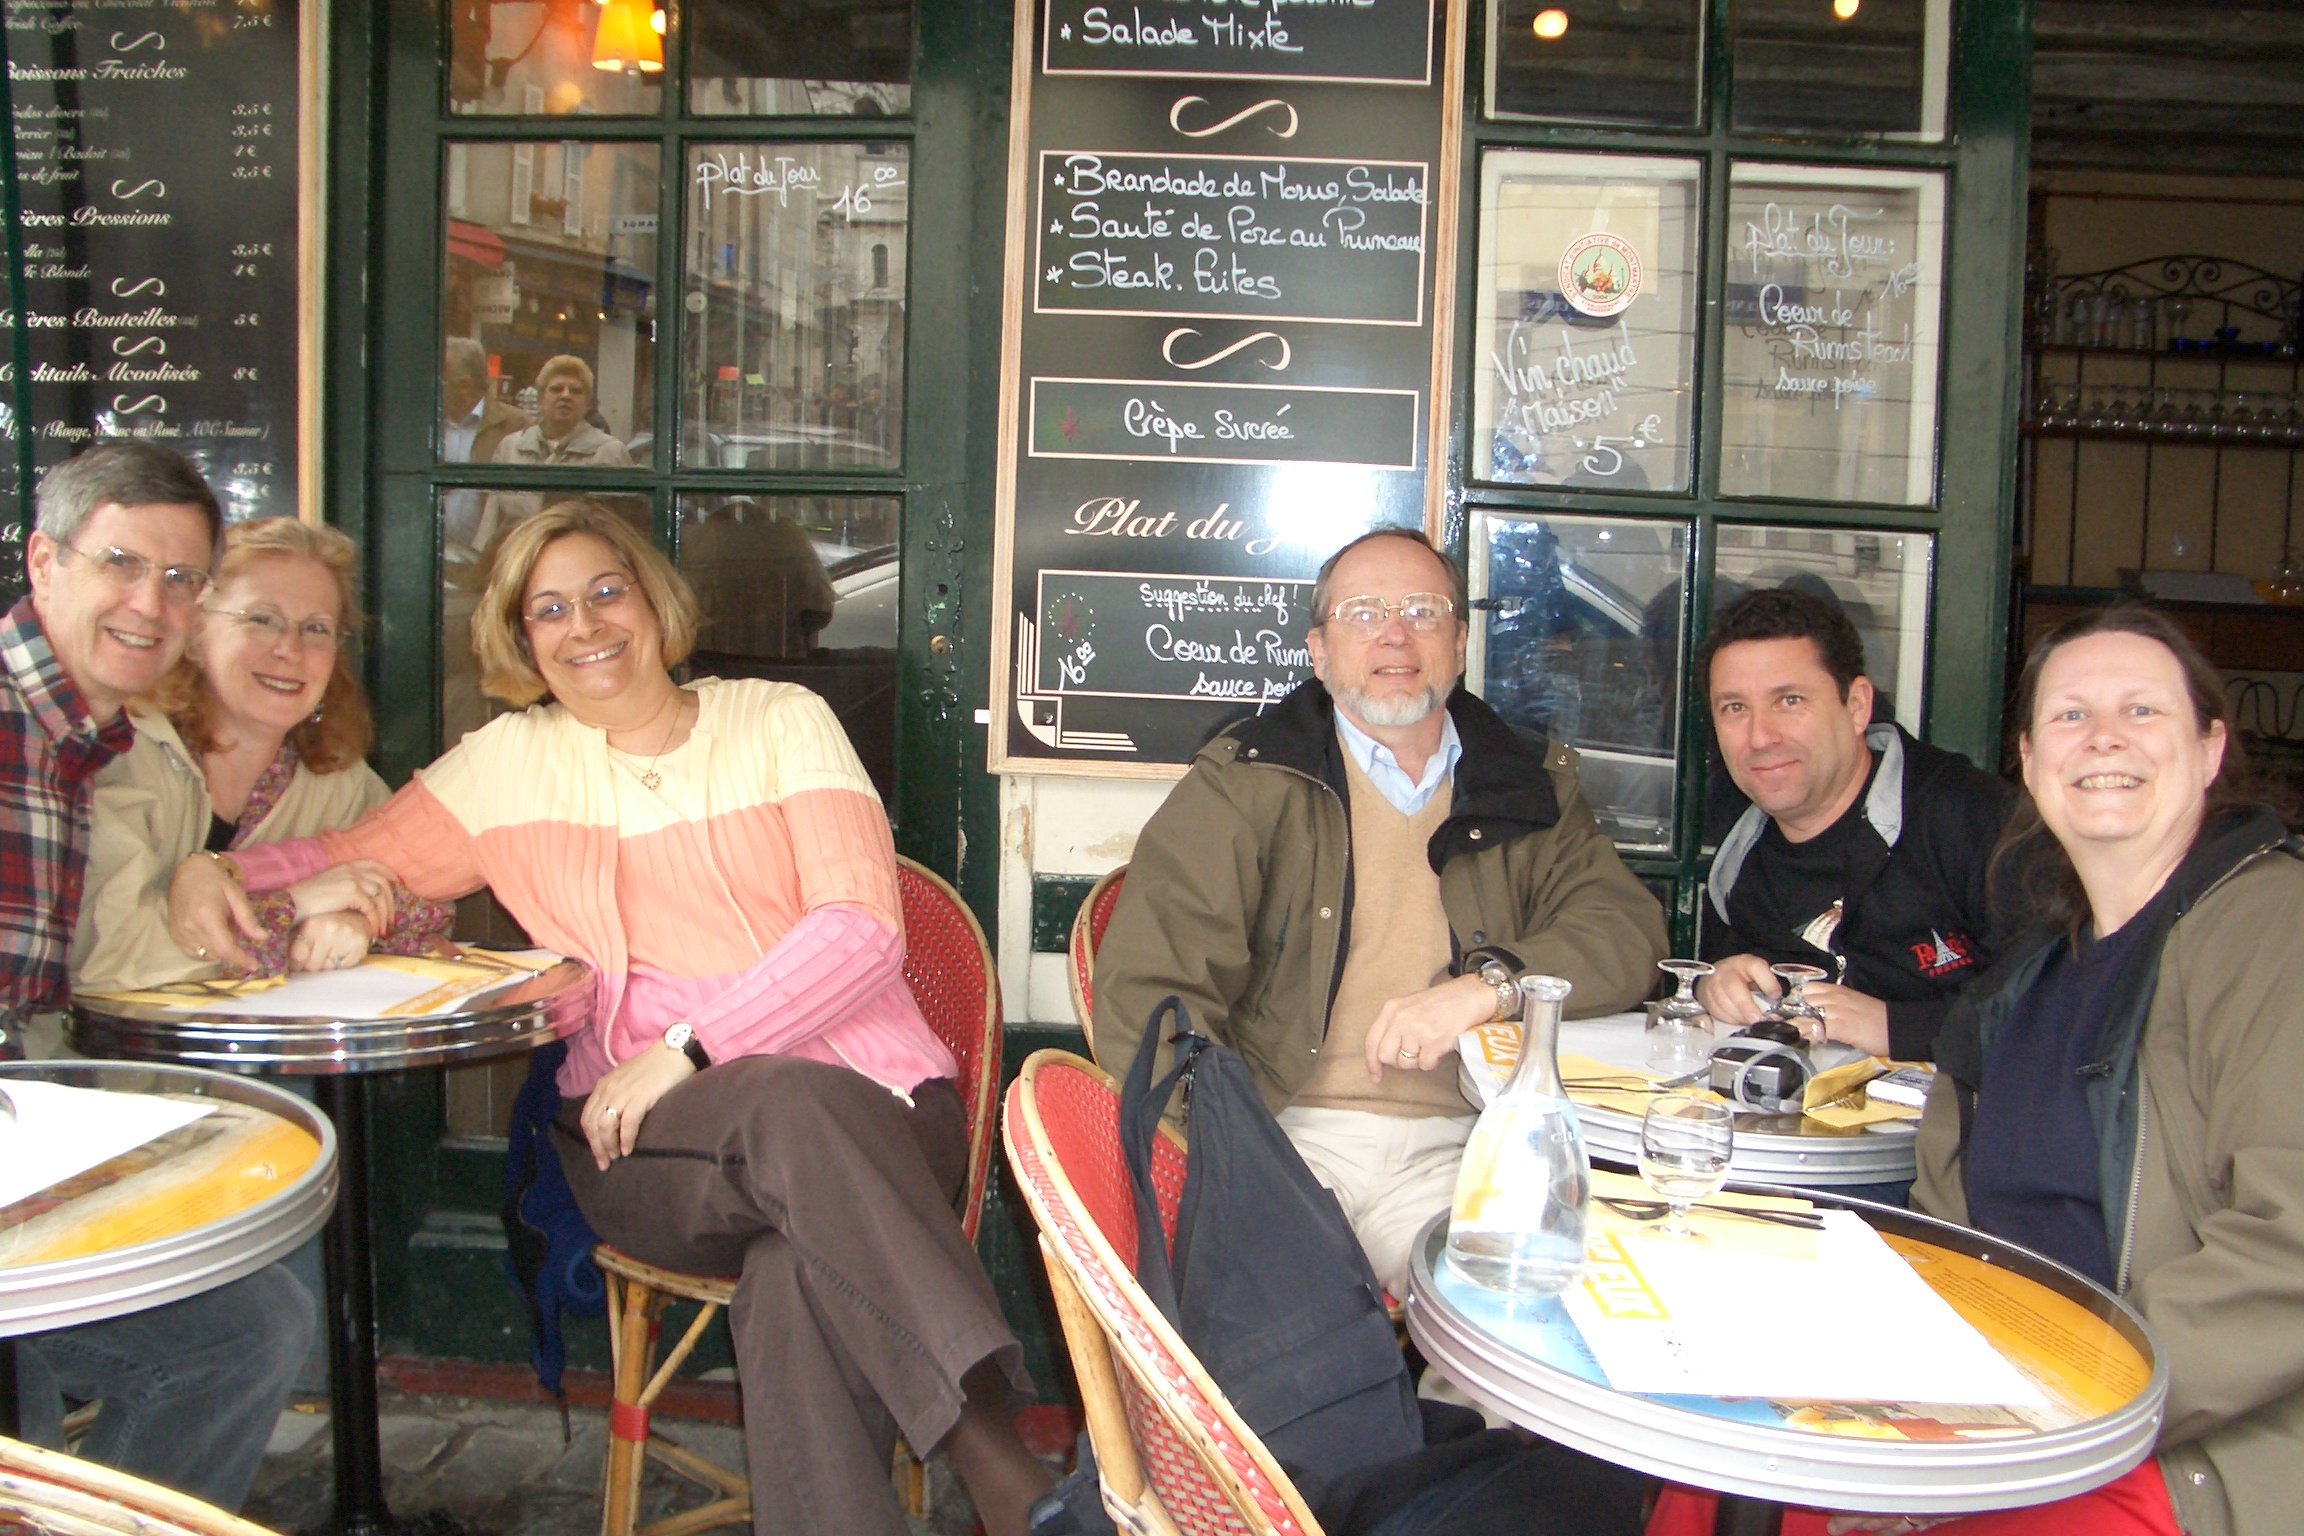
[
  {"xmin": 1162, "ymin": 328, "xmax": 1291, "ymax": 372},
  {"xmin": 1168, "ymin": 96, "xmax": 1298, "ymax": 140}
]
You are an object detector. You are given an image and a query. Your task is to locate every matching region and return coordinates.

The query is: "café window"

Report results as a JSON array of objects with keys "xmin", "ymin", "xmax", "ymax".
[
  {"xmin": 1486, "ymin": 0, "xmax": 1703, "ymax": 128},
  {"xmin": 1467, "ymin": 511, "xmax": 1690, "ymax": 854},
  {"xmin": 681, "ymin": 143, "xmax": 910, "ymax": 471},
  {"xmin": 1717, "ymin": 164, "xmax": 1945, "ymax": 506},
  {"xmin": 447, "ymin": 0, "xmax": 664, "ymax": 116},
  {"xmin": 1728, "ymin": 0, "xmax": 1950, "ymax": 141},
  {"xmin": 1712, "ymin": 524, "xmax": 1932, "ymax": 734},
  {"xmin": 688, "ymin": 0, "xmax": 912, "ymax": 115},
  {"xmin": 1472, "ymin": 152, "xmax": 1701, "ymax": 494}
]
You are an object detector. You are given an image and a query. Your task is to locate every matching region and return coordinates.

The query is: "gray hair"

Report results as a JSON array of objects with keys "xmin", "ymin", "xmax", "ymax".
[
  {"xmin": 34, "ymin": 442, "xmax": 223, "ymax": 548},
  {"xmin": 1307, "ymin": 527, "xmax": 1467, "ymax": 634},
  {"xmin": 444, "ymin": 337, "xmax": 490, "ymax": 390}
]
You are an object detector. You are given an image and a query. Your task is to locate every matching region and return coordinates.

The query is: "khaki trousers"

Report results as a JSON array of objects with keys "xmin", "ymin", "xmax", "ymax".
[
  {"xmin": 555, "ymin": 1056, "xmax": 1026, "ymax": 1536},
  {"xmin": 1275, "ymin": 1104, "xmax": 1474, "ymax": 1299}
]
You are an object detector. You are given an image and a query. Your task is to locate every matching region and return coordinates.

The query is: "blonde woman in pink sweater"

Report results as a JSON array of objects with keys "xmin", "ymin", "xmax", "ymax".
[{"xmin": 167, "ymin": 501, "xmax": 1049, "ymax": 1536}]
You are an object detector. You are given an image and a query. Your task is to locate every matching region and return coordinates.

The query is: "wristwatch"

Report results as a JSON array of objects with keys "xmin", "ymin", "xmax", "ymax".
[
  {"xmin": 1478, "ymin": 960, "xmax": 1519, "ymax": 1023},
  {"xmin": 663, "ymin": 1022, "xmax": 711, "ymax": 1071}
]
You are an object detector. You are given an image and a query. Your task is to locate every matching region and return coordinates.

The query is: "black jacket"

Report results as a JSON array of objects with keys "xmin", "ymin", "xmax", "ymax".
[{"xmin": 1702, "ymin": 723, "xmax": 2016, "ymax": 1061}]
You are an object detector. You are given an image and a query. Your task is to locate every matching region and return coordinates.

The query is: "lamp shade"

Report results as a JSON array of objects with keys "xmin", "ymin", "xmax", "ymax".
[{"xmin": 591, "ymin": 0, "xmax": 662, "ymax": 73}]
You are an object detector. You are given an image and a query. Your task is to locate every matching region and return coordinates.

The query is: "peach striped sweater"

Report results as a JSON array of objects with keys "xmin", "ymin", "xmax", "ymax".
[{"xmin": 230, "ymin": 677, "xmax": 953, "ymax": 1100}]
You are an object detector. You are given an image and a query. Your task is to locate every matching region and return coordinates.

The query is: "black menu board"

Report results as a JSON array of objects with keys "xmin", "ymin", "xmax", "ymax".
[
  {"xmin": 1, "ymin": 0, "xmax": 304, "ymax": 603},
  {"xmin": 990, "ymin": 0, "xmax": 1461, "ymax": 774}
]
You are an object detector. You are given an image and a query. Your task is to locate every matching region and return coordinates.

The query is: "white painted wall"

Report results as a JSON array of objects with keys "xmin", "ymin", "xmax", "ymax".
[{"xmin": 996, "ymin": 775, "xmax": 1178, "ymax": 1025}]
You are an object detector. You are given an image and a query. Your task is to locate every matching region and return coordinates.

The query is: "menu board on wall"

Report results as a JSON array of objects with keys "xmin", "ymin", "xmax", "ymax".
[
  {"xmin": 989, "ymin": 0, "xmax": 1464, "ymax": 774},
  {"xmin": 1, "ymin": 0, "xmax": 307, "ymax": 603}
]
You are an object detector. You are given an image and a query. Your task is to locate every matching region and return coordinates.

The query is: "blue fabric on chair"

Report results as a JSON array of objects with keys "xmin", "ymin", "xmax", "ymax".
[{"xmin": 502, "ymin": 1041, "xmax": 605, "ymax": 1399}]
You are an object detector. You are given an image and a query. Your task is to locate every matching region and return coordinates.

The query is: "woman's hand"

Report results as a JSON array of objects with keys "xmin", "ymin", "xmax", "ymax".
[
  {"xmin": 287, "ymin": 859, "xmax": 398, "ymax": 932},
  {"xmin": 580, "ymin": 1045, "xmax": 697, "ymax": 1170},
  {"xmin": 287, "ymin": 910, "xmax": 375, "ymax": 973},
  {"xmin": 166, "ymin": 853, "xmax": 264, "ymax": 971}
]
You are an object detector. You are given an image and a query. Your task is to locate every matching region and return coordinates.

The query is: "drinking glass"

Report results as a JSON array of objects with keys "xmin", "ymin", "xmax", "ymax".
[
  {"xmin": 1639, "ymin": 1094, "xmax": 1735, "ymax": 1240},
  {"xmin": 1646, "ymin": 959, "xmax": 1716, "ymax": 1074},
  {"xmin": 1768, "ymin": 962, "xmax": 1831, "ymax": 1047}
]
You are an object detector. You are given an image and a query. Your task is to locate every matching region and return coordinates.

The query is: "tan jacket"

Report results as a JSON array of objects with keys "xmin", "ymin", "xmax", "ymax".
[
  {"xmin": 1916, "ymin": 824, "xmax": 2304, "ymax": 1536},
  {"xmin": 1094, "ymin": 682, "xmax": 1667, "ymax": 1113},
  {"xmin": 70, "ymin": 710, "xmax": 393, "ymax": 994}
]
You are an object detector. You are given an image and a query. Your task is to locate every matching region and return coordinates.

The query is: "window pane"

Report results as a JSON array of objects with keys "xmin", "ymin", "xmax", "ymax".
[
  {"xmin": 1730, "ymin": 0, "xmax": 1947, "ymax": 140},
  {"xmin": 448, "ymin": 0, "xmax": 663, "ymax": 116},
  {"xmin": 1718, "ymin": 165, "xmax": 1944, "ymax": 506},
  {"xmin": 438, "ymin": 489, "xmax": 653, "ymax": 750},
  {"xmin": 1469, "ymin": 511, "xmax": 1689, "ymax": 853},
  {"xmin": 678, "ymin": 494, "xmax": 900, "ymax": 802},
  {"xmin": 1710, "ymin": 525, "xmax": 1932, "ymax": 734},
  {"xmin": 681, "ymin": 144, "xmax": 907, "ymax": 471},
  {"xmin": 689, "ymin": 0, "xmax": 912, "ymax": 116},
  {"xmin": 441, "ymin": 142, "xmax": 660, "ymax": 494},
  {"xmin": 1487, "ymin": 0, "xmax": 1702, "ymax": 127},
  {"xmin": 1473, "ymin": 152, "xmax": 1700, "ymax": 493}
]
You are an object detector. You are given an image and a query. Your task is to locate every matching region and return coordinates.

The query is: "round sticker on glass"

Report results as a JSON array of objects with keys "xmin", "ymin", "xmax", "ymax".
[{"xmin": 1558, "ymin": 233, "xmax": 1643, "ymax": 319}]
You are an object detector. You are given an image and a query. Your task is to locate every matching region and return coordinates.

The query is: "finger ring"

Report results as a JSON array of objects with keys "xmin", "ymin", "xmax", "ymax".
[
  {"xmin": 601, "ymin": 1105, "xmax": 619, "ymax": 1118},
  {"xmin": 194, "ymin": 944, "xmax": 209, "ymax": 960},
  {"xmin": 1398, "ymin": 1045, "xmax": 1419, "ymax": 1063}
]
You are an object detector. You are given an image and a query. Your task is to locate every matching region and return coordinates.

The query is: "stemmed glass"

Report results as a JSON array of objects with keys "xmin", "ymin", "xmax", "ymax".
[
  {"xmin": 1646, "ymin": 959, "xmax": 1716, "ymax": 1074},
  {"xmin": 1768, "ymin": 962, "xmax": 1831, "ymax": 1048},
  {"xmin": 1638, "ymin": 1094, "xmax": 1736, "ymax": 1241}
]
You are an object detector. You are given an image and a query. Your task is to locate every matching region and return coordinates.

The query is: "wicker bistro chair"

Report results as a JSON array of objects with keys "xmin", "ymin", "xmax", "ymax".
[
  {"xmin": 593, "ymin": 855, "xmax": 1003, "ymax": 1536},
  {"xmin": 1067, "ymin": 865, "xmax": 1127, "ymax": 1053},
  {"xmin": 0, "ymin": 1436, "xmax": 287, "ymax": 1536},
  {"xmin": 1002, "ymin": 1049, "xmax": 1327, "ymax": 1536}
]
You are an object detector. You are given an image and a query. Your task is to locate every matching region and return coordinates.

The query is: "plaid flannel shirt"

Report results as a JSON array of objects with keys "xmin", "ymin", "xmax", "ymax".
[{"xmin": 0, "ymin": 596, "xmax": 135, "ymax": 1057}]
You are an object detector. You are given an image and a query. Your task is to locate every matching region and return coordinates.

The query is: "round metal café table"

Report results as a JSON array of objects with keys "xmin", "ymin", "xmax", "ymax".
[
  {"xmin": 67, "ymin": 960, "xmax": 592, "ymax": 1536},
  {"xmin": 1562, "ymin": 1013, "xmax": 1918, "ymax": 1189},
  {"xmin": 1, "ymin": 1061, "xmax": 338, "ymax": 1435},
  {"xmin": 1407, "ymin": 1199, "xmax": 2165, "ymax": 1533}
]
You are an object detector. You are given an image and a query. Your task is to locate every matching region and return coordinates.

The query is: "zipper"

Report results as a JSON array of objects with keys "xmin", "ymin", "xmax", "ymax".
[{"xmin": 2116, "ymin": 1069, "xmax": 2149, "ymax": 1295}]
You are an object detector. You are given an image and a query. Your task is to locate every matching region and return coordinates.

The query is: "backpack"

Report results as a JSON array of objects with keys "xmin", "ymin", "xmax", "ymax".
[
  {"xmin": 1118, "ymin": 995, "xmax": 1424, "ymax": 1493},
  {"xmin": 500, "ymin": 1042, "xmax": 606, "ymax": 1419}
]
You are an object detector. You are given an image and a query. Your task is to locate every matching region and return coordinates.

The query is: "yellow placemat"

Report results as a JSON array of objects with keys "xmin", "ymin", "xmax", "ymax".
[
  {"xmin": 75, "ymin": 976, "xmax": 288, "ymax": 1010},
  {"xmin": 1586, "ymin": 1166, "xmax": 1819, "ymax": 1259},
  {"xmin": 1803, "ymin": 1058, "xmax": 1926, "ymax": 1128}
]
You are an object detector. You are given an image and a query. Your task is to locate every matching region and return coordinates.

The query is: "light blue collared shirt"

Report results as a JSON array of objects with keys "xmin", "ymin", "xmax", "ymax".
[{"xmin": 1333, "ymin": 709, "xmax": 1461, "ymax": 817}]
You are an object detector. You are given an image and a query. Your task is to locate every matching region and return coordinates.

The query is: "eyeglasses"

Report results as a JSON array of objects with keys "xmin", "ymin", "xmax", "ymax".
[
  {"xmin": 522, "ymin": 579, "xmax": 632, "ymax": 628},
  {"xmin": 1327, "ymin": 592, "xmax": 1456, "ymax": 634},
  {"xmin": 209, "ymin": 606, "xmax": 347, "ymax": 653},
  {"xmin": 56, "ymin": 543, "xmax": 212, "ymax": 604}
]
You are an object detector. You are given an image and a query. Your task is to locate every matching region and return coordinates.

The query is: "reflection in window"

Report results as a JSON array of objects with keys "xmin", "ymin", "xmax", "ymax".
[
  {"xmin": 1711, "ymin": 525, "xmax": 1931, "ymax": 734},
  {"xmin": 447, "ymin": 0, "xmax": 663, "ymax": 116},
  {"xmin": 1468, "ymin": 512, "xmax": 1689, "ymax": 852},
  {"xmin": 1487, "ymin": 0, "xmax": 1702, "ymax": 127},
  {"xmin": 678, "ymin": 494, "xmax": 900, "ymax": 800},
  {"xmin": 1730, "ymin": 0, "xmax": 1947, "ymax": 140},
  {"xmin": 1717, "ymin": 165, "xmax": 1944, "ymax": 506},
  {"xmin": 689, "ymin": 0, "xmax": 912, "ymax": 116},
  {"xmin": 1473, "ymin": 152, "xmax": 1700, "ymax": 493},
  {"xmin": 682, "ymin": 144, "xmax": 908, "ymax": 471},
  {"xmin": 440, "ymin": 141, "xmax": 661, "ymax": 481}
]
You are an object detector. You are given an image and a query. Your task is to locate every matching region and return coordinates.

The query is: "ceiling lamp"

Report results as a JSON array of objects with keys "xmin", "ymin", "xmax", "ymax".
[
  {"xmin": 592, "ymin": 0, "xmax": 663, "ymax": 73},
  {"xmin": 1533, "ymin": 7, "xmax": 1569, "ymax": 40}
]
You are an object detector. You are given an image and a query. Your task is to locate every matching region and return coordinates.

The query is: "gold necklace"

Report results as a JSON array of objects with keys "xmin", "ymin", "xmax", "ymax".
[{"xmin": 629, "ymin": 692, "xmax": 687, "ymax": 792}]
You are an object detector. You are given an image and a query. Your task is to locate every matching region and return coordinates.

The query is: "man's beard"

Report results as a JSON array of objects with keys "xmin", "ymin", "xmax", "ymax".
[{"xmin": 1333, "ymin": 680, "xmax": 1446, "ymax": 729}]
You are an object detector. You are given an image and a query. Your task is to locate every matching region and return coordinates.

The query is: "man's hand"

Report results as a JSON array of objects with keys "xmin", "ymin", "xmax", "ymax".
[
  {"xmin": 287, "ymin": 910, "xmax": 374, "ymax": 973},
  {"xmin": 1799, "ymin": 982, "xmax": 1891, "ymax": 1057},
  {"xmin": 579, "ymin": 1044, "xmax": 697, "ymax": 1170},
  {"xmin": 1696, "ymin": 953, "xmax": 1780, "ymax": 1027},
  {"xmin": 1365, "ymin": 974, "xmax": 1495, "ymax": 1085},
  {"xmin": 166, "ymin": 854, "xmax": 263, "ymax": 971},
  {"xmin": 287, "ymin": 859, "xmax": 397, "ymax": 933}
]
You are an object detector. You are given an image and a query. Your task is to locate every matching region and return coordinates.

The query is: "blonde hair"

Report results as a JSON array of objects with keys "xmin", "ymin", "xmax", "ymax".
[
  {"xmin": 470, "ymin": 500, "xmax": 700, "ymax": 708},
  {"xmin": 151, "ymin": 518, "xmax": 375, "ymax": 773},
  {"xmin": 534, "ymin": 354, "xmax": 595, "ymax": 395}
]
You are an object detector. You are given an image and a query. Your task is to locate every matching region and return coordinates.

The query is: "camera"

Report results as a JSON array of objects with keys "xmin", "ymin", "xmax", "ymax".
[{"xmin": 1707, "ymin": 1021, "xmax": 1868, "ymax": 1114}]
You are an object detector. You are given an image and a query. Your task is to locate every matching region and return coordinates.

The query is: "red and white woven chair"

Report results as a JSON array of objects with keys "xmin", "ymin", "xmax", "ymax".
[
  {"xmin": 1003, "ymin": 1048, "xmax": 1326, "ymax": 1536},
  {"xmin": 594, "ymin": 855, "xmax": 1003, "ymax": 1536},
  {"xmin": 0, "ymin": 1437, "xmax": 284, "ymax": 1536},
  {"xmin": 1067, "ymin": 865, "xmax": 1127, "ymax": 1055}
]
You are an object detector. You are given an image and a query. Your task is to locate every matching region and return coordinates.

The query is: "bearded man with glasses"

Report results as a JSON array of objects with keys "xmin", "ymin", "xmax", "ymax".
[
  {"xmin": 2, "ymin": 442, "xmax": 316, "ymax": 1515},
  {"xmin": 1096, "ymin": 527, "xmax": 1666, "ymax": 1296}
]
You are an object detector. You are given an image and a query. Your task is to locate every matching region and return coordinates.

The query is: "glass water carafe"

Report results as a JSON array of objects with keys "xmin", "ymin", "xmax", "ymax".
[{"xmin": 1445, "ymin": 974, "xmax": 1589, "ymax": 1297}]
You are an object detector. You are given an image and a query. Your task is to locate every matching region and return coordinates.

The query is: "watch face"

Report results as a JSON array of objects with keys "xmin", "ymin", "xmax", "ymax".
[{"xmin": 665, "ymin": 1024, "xmax": 692, "ymax": 1048}]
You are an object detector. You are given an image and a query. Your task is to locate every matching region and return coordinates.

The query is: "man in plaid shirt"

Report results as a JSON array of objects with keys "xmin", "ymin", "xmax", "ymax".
[{"xmin": 4, "ymin": 443, "xmax": 314, "ymax": 1512}]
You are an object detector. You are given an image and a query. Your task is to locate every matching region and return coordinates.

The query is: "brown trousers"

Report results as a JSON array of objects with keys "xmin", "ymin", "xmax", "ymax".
[{"xmin": 555, "ymin": 1056, "xmax": 1026, "ymax": 1536}]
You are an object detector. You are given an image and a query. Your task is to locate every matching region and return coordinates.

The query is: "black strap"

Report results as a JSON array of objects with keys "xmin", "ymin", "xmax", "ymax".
[{"xmin": 1118, "ymin": 993, "xmax": 1205, "ymax": 1324}]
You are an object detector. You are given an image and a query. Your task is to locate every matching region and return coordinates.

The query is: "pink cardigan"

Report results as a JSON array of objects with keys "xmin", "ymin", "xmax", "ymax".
[{"xmin": 233, "ymin": 678, "xmax": 954, "ymax": 1100}]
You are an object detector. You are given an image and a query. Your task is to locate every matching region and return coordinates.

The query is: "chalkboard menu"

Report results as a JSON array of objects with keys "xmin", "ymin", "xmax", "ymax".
[
  {"xmin": 990, "ymin": 0, "xmax": 1462, "ymax": 774},
  {"xmin": 2, "ymin": 0, "xmax": 305, "ymax": 604}
]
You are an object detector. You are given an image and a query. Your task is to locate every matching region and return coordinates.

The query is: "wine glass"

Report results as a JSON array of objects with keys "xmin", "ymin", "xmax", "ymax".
[
  {"xmin": 1646, "ymin": 959, "xmax": 1715, "ymax": 1074},
  {"xmin": 1768, "ymin": 963, "xmax": 1831, "ymax": 1048},
  {"xmin": 1639, "ymin": 1094, "xmax": 1736, "ymax": 1241}
]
